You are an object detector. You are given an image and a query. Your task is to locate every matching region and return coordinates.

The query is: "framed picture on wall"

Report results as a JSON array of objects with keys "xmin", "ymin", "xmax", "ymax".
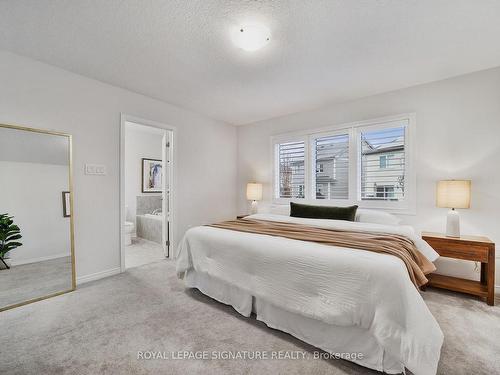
[
  {"xmin": 62, "ymin": 191, "xmax": 71, "ymax": 217},
  {"xmin": 142, "ymin": 158, "xmax": 162, "ymax": 193}
]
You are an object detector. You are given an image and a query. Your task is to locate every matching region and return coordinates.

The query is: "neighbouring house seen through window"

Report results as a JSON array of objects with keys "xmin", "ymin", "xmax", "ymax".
[
  {"xmin": 360, "ymin": 127, "xmax": 405, "ymax": 201},
  {"xmin": 313, "ymin": 133, "xmax": 349, "ymax": 199},
  {"xmin": 273, "ymin": 115, "xmax": 412, "ymax": 211},
  {"xmin": 276, "ymin": 141, "xmax": 305, "ymax": 198}
]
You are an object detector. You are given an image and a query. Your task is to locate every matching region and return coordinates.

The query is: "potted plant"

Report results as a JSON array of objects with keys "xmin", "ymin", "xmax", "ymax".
[{"xmin": 0, "ymin": 214, "xmax": 22, "ymax": 270}]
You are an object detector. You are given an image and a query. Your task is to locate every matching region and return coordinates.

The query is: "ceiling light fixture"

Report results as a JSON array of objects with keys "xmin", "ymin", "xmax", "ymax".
[{"xmin": 231, "ymin": 24, "xmax": 271, "ymax": 52}]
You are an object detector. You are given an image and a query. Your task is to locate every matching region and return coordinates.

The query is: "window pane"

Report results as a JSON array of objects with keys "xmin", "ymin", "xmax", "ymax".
[
  {"xmin": 379, "ymin": 155, "xmax": 387, "ymax": 169},
  {"xmin": 314, "ymin": 134, "xmax": 349, "ymax": 199},
  {"xmin": 277, "ymin": 141, "xmax": 305, "ymax": 198},
  {"xmin": 360, "ymin": 126, "xmax": 405, "ymax": 201}
]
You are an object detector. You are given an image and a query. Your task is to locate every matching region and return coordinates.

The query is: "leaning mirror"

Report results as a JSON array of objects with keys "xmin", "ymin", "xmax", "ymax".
[{"xmin": 0, "ymin": 124, "xmax": 75, "ymax": 311}]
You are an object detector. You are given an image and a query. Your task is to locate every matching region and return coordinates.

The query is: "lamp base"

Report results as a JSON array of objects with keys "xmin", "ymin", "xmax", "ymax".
[
  {"xmin": 446, "ymin": 209, "xmax": 460, "ymax": 237},
  {"xmin": 250, "ymin": 200, "xmax": 258, "ymax": 215}
]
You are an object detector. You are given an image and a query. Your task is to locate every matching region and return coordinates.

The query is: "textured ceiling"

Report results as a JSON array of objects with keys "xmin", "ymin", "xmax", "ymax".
[{"xmin": 1, "ymin": 1, "xmax": 500, "ymax": 125}]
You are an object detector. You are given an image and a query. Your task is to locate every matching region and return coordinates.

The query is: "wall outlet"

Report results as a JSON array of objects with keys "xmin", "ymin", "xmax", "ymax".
[{"xmin": 85, "ymin": 164, "xmax": 107, "ymax": 175}]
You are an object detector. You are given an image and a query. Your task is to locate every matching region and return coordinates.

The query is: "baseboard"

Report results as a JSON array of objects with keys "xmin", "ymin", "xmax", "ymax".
[
  {"xmin": 10, "ymin": 252, "xmax": 69, "ymax": 266},
  {"xmin": 77, "ymin": 267, "xmax": 121, "ymax": 285}
]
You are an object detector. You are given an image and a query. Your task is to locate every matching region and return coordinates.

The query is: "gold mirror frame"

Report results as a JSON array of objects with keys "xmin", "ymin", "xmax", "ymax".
[{"xmin": 0, "ymin": 123, "xmax": 76, "ymax": 312}]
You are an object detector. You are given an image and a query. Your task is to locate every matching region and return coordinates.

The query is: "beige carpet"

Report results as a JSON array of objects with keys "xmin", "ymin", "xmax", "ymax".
[{"xmin": 0, "ymin": 260, "xmax": 499, "ymax": 375}]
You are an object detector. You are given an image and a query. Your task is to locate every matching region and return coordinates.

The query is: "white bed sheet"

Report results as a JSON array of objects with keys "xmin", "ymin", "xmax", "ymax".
[
  {"xmin": 185, "ymin": 269, "xmax": 404, "ymax": 373},
  {"xmin": 176, "ymin": 214, "xmax": 443, "ymax": 375}
]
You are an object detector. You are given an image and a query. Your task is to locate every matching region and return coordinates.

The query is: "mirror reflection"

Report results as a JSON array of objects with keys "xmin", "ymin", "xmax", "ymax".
[{"xmin": 0, "ymin": 125, "xmax": 74, "ymax": 310}]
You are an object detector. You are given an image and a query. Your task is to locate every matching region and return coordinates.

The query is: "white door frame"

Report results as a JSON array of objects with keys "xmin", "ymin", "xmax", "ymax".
[{"xmin": 119, "ymin": 113, "xmax": 177, "ymax": 272}]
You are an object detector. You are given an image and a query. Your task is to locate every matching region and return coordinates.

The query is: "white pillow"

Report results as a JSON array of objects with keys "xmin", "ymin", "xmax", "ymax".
[
  {"xmin": 355, "ymin": 209, "xmax": 401, "ymax": 225},
  {"xmin": 268, "ymin": 204, "xmax": 290, "ymax": 216}
]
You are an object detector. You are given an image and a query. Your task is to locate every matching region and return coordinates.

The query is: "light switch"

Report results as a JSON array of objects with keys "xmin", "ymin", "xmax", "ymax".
[
  {"xmin": 95, "ymin": 165, "xmax": 106, "ymax": 175},
  {"xmin": 85, "ymin": 164, "xmax": 95, "ymax": 175},
  {"xmin": 85, "ymin": 164, "xmax": 107, "ymax": 175}
]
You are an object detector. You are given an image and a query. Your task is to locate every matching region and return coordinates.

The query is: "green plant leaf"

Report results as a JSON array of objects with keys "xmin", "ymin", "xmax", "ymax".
[
  {"xmin": 0, "ymin": 214, "xmax": 22, "ymax": 256},
  {"xmin": 3, "ymin": 242, "xmax": 22, "ymax": 250},
  {"xmin": 6, "ymin": 234, "xmax": 22, "ymax": 241}
]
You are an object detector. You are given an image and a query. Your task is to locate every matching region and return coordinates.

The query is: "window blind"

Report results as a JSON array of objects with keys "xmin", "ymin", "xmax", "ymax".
[
  {"xmin": 277, "ymin": 141, "xmax": 305, "ymax": 198},
  {"xmin": 314, "ymin": 134, "xmax": 349, "ymax": 199},
  {"xmin": 360, "ymin": 124, "xmax": 406, "ymax": 201}
]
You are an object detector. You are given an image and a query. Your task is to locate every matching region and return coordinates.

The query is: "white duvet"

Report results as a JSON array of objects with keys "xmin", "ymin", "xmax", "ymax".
[{"xmin": 176, "ymin": 214, "xmax": 443, "ymax": 375}]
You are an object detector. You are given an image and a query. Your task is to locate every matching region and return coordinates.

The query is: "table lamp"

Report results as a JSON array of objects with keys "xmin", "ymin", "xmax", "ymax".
[
  {"xmin": 436, "ymin": 180, "xmax": 471, "ymax": 237},
  {"xmin": 246, "ymin": 183, "xmax": 262, "ymax": 215}
]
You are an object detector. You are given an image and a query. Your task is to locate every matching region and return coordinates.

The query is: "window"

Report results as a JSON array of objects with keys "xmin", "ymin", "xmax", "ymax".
[
  {"xmin": 276, "ymin": 141, "xmax": 305, "ymax": 198},
  {"xmin": 313, "ymin": 133, "xmax": 349, "ymax": 199},
  {"xmin": 376, "ymin": 185, "xmax": 395, "ymax": 199},
  {"xmin": 360, "ymin": 126, "xmax": 405, "ymax": 201},
  {"xmin": 379, "ymin": 155, "xmax": 387, "ymax": 169},
  {"xmin": 272, "ymin": 114, "xmax": 414, "ymax": 212}
]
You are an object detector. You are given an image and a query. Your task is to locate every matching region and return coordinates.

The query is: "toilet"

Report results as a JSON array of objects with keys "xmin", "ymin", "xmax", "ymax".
[
  {"xmin": 124, "ymin": 205, "xmax": 135, "ymax": 246},
  {"xmin": 124, "ymin": 221, "xmax": 134, "ymax": 246}
]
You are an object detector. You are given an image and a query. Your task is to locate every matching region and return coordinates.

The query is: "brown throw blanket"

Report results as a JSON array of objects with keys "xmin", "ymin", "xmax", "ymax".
[{"xmin": 208, "ymin": 219, "xmax": 435, "ymax": 288}]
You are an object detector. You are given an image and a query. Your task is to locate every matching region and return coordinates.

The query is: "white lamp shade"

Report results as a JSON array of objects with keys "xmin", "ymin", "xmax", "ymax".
[
  {"xmin": 436, "ymin": 180, "xmax": 471, "ymax": 209},
  {"xmin": 246, "ymin": 183, "xmax": 263, "ymax": 201}
]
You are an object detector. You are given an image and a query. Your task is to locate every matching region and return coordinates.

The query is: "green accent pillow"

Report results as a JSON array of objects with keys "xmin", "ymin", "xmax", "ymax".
[{"xmin": 290, "ymin": 202, "xmax": 358, "ymax": 221}]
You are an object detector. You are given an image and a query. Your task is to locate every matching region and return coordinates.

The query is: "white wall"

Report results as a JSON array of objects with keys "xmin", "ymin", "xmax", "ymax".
[
  {"xmin": 0, "ymin": 50, "xmax": 237, "ymax": 283},
  {"xmin": 237, "ymin": 66, "xmax": 500, "ymax": 287},
  {"xmin": 0, "ymin": 161, "xmax": 70, "ymax": 265},
  {"xmin": 124, "ymin": 124, "xmax": 163, "ymax": 227}
]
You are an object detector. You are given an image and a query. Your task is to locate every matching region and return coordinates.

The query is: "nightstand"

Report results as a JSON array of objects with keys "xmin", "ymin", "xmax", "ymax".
[{"xmin": 422, "ymin": 232, "xmax": 495, "ymax": 306}]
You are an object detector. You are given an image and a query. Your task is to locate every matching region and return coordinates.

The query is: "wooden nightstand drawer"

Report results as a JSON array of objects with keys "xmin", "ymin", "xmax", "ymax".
[{"xmin": 424, "ymin": 239, "xmax": 488, "ymax": 262}]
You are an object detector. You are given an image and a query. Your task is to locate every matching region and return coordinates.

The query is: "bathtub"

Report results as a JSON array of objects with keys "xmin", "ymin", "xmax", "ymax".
[
  {"xmin": 136, "ymin": 214, "xmax": 163, "ymax": 243},
  {"xmin": 143, "ymin": 213, "xmax": 163, "ymax": 220}
]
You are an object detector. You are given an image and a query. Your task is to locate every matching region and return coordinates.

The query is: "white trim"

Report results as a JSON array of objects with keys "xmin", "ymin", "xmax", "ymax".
[
  {"xmin": 271, "ymin": 113, "xmax": 416, "ymax": 214},
  {"xmin": 161, "ymin": 131, "xmax": 168, "ymax": 258},
  {"xmin": 119, "ymin": 113, "xmax": 177, "ymax": 274},
  {"xmin": 271, "ymin": 135, "xmax": 309, "ymax": 204},
  {"xmin": 77, "ymin": 267, "xmax": 121, "ymax": 284},
  {"xmin": 10, "ymin": 252, "xmax": 69, "ymax": 266},
  {"xmin": 270, "ymin": 113, "xmax": 414, "ymax": 140},
  {"xmin": 354, "ymin": 115, "xmax": 416, "ymax": 213}
]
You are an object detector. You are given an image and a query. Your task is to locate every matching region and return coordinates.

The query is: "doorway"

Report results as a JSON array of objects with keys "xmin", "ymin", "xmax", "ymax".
[{"xmin": 119, "ymin": 115, "xmax": 175, "ymax": 271}]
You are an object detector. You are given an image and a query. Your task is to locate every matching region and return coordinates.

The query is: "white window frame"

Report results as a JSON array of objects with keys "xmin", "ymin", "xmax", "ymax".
[
  {"xmin": 310, "ymin": 128, "xmax": 351, "ymax": 201},
  {"xmin": 271, "ymin": 113, "xmax": 416, "ymax": 214},
  {"xmin": 272, "ymin": 133, "xmax": 310, "ymax": 203},
  {"xmin": 379, "ymin": 155, "xmax": 388, "ymax": 169}
]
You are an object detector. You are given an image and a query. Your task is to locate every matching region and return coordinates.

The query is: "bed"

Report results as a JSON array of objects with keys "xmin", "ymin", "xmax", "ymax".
[{"xmin": 176, "ymin": 213, "xmax": 444, "ymax": 375}]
